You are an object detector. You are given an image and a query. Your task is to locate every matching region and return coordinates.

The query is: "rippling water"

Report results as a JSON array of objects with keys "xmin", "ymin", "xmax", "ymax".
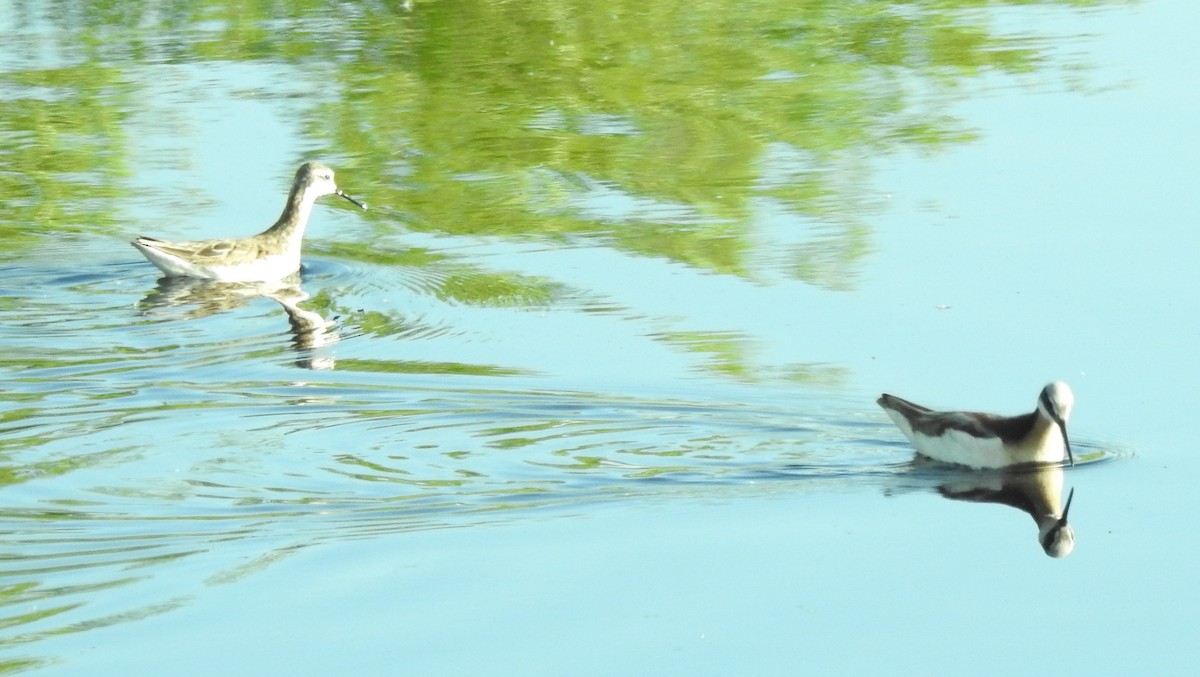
[
  {"xmin": 3, "ymin": 0, "xmax": 1192, "ymax": 673},
  {"xmin": 0, "ymin": 242, "xmax": 1118, "ymax": 655},
  {"xmin": 0, "ymin": 211, "xmax": 1125, "ymax": 671}
]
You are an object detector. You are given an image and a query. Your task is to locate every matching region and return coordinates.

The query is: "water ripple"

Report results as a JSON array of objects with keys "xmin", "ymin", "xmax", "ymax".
[{"xmin": 0, "ymin": 256, "xmax": 1128, "ymax": 661}]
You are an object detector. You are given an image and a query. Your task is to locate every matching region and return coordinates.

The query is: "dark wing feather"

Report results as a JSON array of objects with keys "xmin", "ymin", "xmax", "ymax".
[{"xmin": 879, "ymin": 393, "xmax": 1038, "ymax": 441}]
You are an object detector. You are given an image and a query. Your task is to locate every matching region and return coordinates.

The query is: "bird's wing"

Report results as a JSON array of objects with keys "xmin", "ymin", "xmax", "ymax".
[{"xmin": 135, "ymin": 236, "xmax": 273, "ymax": 265}]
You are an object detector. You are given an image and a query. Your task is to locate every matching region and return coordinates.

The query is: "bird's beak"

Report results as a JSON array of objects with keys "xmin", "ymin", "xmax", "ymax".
[
  {"xmin": 337, "ymin": 189, "xmax": 367, "ymax": 210},
  {"xmin": 1056, "ymin": 416, "xmax": 1073, "ymax": 467}
]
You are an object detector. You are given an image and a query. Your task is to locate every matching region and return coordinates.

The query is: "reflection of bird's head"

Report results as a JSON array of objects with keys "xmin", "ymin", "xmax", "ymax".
[
  {"xmin": 1038, "ymin": 487, "xmax": 1076, "ymax": 558},
  {"xmin": 1040, "ymin": 520, "xmax": 1075, "ymax": 558}
]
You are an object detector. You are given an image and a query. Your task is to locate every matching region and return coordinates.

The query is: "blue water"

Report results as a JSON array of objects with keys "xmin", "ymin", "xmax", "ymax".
[{"xmin": 2, "ymin": 0, "xmax": 1200, "ymax": 674}]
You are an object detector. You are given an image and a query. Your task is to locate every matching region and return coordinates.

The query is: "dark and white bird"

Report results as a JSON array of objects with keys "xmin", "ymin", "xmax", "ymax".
[
  {"xmin": 878, "ymin": 382, "xmax": 1074, "ymax": 469},
  {"xmin": 131, "ymin": 162, "xmax": 366, "ymax": 282}
]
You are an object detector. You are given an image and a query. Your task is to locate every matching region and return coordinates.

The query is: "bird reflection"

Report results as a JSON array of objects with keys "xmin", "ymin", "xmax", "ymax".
[
  {"xmin": 137, "ymin": 274, "xmax": 340, "ymax": 370},
  {"xmin": 273, "ymin": 290, "xmax": 339, "ymax": 370},
  {"xmin": 935, "ymin": 464, "xmax": 1076, "ymax": 558}
]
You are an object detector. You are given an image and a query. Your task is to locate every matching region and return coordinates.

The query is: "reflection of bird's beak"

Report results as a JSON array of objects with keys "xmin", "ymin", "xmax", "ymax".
[{"xmin": 1059, "ymin": 487, "xmax": 1075, "ymax": 525}]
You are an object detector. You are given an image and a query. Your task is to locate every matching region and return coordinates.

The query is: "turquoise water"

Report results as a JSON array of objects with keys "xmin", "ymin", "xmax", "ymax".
[{"xmin": 2, "ymin": 0, "xmax": 1199, "ymax": 674}]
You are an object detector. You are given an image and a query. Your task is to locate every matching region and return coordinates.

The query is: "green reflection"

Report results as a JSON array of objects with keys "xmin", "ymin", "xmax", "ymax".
[
  {"xmin": 311, "ymin": 242, "xmax": 569, "ymax": 306},
  {"xmin": 0, "ymin": 61, "xmax": 127, "ymax": 254},
  {"xmin": 654, "ymin": 330, "xmax": 849, "ymax": 384},
  {"xmin": 334, "ymin": 358, "xmax": 528, "ymax": 377},
  {"xmin": 1, "ymin": 0, "xmax": 1116, "ymax": 292},
  {"xmin": 325, "ymin": 0, "xmax": 1112, "ymax": 288},
  {"xmin": 0, "ymin": 657, "xmax": 47, "ymax": 674}
]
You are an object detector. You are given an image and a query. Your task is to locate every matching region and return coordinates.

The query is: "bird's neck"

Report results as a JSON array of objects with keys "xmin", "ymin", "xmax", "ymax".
[
  {"xmin": 1028, "ymin": 415, "xmax": 1065, "ymax": 454},
  {"xmin": 265, "ymin": 188, "xmax": 317, "ymax": 242}
]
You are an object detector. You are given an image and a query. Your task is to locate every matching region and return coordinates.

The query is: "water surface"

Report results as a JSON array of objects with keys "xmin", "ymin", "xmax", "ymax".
[{"xmin": 1, "ymin": 0, "xmax": 1198, "ymax": 674}]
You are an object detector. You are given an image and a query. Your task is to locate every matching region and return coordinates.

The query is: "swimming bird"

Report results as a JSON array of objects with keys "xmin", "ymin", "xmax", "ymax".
[
  {"xmin": 131, "ymin": 162, "xmax": 366, "ymax": 281},
  {"xmin": 877, "ymin": 381, "xmax": 1074, "ymax": 469}
]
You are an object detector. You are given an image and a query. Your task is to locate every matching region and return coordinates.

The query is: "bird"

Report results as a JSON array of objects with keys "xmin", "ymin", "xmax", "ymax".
[
  {"xmin": 131, "ymin": 162, "xmax": 366, "ymax": 281},
  {"xmin": 877, "ymin": 381, "xmax": 1074, "ymax": 469}
]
